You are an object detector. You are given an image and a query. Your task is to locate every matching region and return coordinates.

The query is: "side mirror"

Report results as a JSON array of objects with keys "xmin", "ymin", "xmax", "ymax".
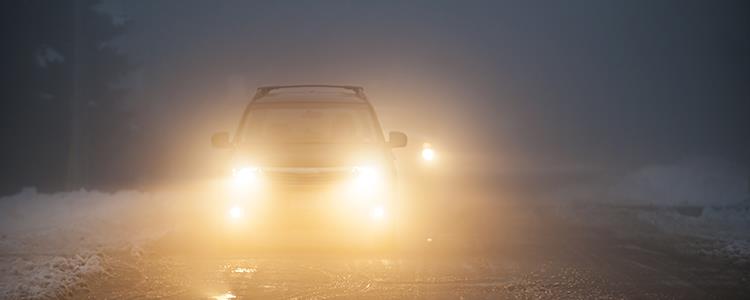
[
  {"xmin": 211, "ymin": 132, "xmax": 232, "ymax": 149},
  {"xmin": 388, "ymin": 131, "xmax": 408, "ymax": 148}
]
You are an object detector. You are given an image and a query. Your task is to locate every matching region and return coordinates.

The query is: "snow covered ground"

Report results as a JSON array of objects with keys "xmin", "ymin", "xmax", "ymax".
[
  {"xmin": 547, "ymin": 158, "xmax": 750, "ymax": 265},
  {"xmin": 0, "ymin": 188, "xmax": 173, "ymax": 299},
  {"xmin": 637, "ymin": 204, "xmax": 750, "ymax": 263},
  {"xmin": 609, "ymin": 159, "xmax": 750, "ymax": 263},
  {"xmin": 555, "ymin": 200, "xmax": 750, "ymax": 265},
  {"xmin": 0, "ymin": 158, "xmax": 747, "ymax": 298}
]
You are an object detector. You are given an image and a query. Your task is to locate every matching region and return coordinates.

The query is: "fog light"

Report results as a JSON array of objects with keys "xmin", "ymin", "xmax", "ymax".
[{"xmin": 421, "ymin": 143, "xmax": 436, "ymax": 161}]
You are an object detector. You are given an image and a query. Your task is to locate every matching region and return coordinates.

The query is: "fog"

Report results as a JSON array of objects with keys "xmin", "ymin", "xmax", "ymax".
[
  {"xmin": 1, "ymin": 0, "xmax": 746, "ymax": 204},
  {"xmin": 2, "ymin": 1, "xmax": 750, "ymax": 298},
  {"xmin": 93, "ymin": 1, "xmax": 749, "ymax": 201}
]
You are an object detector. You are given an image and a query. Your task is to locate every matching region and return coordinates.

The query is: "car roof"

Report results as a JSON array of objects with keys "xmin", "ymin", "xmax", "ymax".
[{"xmin": 252, "ymin": 85, "xmax": 368, "ymax": 104}]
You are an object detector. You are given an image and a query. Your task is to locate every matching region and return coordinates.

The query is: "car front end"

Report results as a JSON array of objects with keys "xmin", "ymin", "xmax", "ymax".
[{"xmin": 206, "ymin": 85, "xmax": 407, "ymax": 248}]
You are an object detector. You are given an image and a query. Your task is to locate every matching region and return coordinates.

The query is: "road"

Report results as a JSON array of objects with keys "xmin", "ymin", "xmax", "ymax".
[{"xmin": 72, "ymin": 203, "xmax": 749, "ymax": 299}]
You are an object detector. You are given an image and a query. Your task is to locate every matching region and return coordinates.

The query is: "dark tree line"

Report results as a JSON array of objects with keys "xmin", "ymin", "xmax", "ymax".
[{"xmin": 1, "ymin": 0, "xmax": 134, "ymax": 195}]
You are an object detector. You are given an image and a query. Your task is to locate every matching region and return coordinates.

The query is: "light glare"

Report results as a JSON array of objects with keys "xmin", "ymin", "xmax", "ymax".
[
  {"xmin": 421, "ymin": 143, "xmax": 436, "ymax": 161},
  {"xmin": 352, "ymin": 166, "xmax": 380, "ymax": 193},
  {"xmin": 211, "ymin": 292, "xmax": 237, "ymax": 300},
  {"xmin": 232, "ymin": 267, "xmax": 256, "ymax": 273},
  {"xmin": 421, "ymin": 148, "xmax": 435, "ymax": 161},
  {"xmin": 233, "ymin": 166, "xmax": 260, "ymax": 181},
  {"xmin": 370, "ymin": 206, "xmax": 385, "ymax": 220},
  {"xmin": 230, "ymin": 166, "xmax": 261, "ymax": 190},
  {"xmin": 229, "ymin": 206, "xmax": 243, "ymax": 219}
]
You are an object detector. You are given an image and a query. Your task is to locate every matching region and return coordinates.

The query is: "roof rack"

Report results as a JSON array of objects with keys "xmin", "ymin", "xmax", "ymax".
[{"xmin": 252, "ymin": 84, "xmax": 367, "ymax": 101}]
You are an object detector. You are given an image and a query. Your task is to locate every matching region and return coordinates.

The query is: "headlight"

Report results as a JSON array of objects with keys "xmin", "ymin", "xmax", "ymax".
[
  {"xmin": 233, "ymin": 166, "xmax": 261, "ymax": 179},
  {"xmin": 230, "ymin": 166, "xmax": 261, "ymax": 188},
  {"xmin": 421, "ymin": 143, "xmax": 436, "ymax": 161},
  {"xmin": 352, "ymin": 166, "xmax": 379, "ymax": 186},
  {"xmin": 349, "ymin": 166, "xmax": 383, "ymax": 199}
]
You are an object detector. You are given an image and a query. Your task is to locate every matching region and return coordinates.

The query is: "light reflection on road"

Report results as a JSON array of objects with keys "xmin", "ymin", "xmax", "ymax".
[{"xmin": 210, "ymin": 291, "xmax": 236, "ymax": 299}]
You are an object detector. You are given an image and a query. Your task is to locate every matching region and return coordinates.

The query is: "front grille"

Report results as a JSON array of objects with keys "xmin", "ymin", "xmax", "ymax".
[{"xmin": 262, "ymin": 168, "xmax": 351, "ymax": 186}]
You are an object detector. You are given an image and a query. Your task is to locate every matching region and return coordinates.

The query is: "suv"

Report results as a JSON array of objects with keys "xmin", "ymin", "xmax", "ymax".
[{"xmin": 211, "ymin": 85, "xmax": 407, "ymax": 246}]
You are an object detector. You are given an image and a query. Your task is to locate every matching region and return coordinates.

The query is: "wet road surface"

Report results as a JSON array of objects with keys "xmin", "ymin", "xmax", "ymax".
[{"xmin": 73, "ymin": 213, "xmax": 750, "ymax": 299}]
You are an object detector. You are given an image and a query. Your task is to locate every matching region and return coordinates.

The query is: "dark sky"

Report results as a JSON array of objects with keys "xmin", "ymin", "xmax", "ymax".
[{"xmin": 102, "ymin": 0, "xmax": 749, "ymax": 177}]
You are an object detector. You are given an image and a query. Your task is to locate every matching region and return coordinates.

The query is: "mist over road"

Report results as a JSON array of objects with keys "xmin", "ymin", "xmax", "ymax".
[
  {"xmin": 74, "ymin": 199, "xmax": 749, "ymax": 299},
  {"xmin": 3, "ymin": 2, "xmax": 749, "ymax": 299}
]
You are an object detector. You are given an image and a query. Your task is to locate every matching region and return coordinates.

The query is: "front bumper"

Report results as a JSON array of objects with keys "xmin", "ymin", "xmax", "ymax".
[{"xmin": 218, "ymin": 172, "xmax": 397, "ymax": 239}]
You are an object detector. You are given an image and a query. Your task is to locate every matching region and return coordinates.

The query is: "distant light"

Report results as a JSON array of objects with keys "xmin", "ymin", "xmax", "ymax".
[
  {"xmin": 421, "ymin": 143, "xmax": 436, "ymax": 161},
  {"xmin": 370, "ymin": 206, "xmax": 385, "ymax": 220},
  {"xmin": 426, "ymin": 237, "xmax": 433, "ymax": 243},
  {"xmin": 229, "ymin": 206, "xmax": 243, "ymax": 219}
]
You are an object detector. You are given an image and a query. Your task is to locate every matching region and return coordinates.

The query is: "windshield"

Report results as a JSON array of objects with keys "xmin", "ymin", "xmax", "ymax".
[{"xmin": 240, "ymin": 106, "xmax": 379, "ymax": 144}]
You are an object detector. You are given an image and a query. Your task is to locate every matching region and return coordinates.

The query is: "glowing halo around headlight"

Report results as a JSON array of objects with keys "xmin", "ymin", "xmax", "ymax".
[{"xmin": 370, "ymin": 205, "xmax": 386, "ymax": 220}]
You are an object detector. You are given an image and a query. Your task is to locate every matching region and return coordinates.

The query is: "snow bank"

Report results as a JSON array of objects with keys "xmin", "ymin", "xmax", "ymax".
[
  {"xmin": 637, "ymin": 204, "xmax": 750, "ymax": 263},
  {"xmin": 609, "ymin": 158, "xmax": 747, "ymax": 206},
  {"xmin": 601, "ymin": 158, "xmax": 750, "ymax": 263},
  {"xmin": 557, "ymin": 202, "xmax": 750, "ymax": 265},
  {"xmin": 0, "ymin": 188, "xmax": 172, "ymax": 299},
  {"xmin": 637, "ymin": 205, "xmax": 750, "ymax": 240},
  {"xmin": 0, "ymin": 253, "xmax": 104, "ymax": 299}
]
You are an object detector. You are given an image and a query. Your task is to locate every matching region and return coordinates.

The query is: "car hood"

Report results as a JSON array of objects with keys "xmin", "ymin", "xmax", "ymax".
[{"xmin": 233, "ymin": 143, "xmax": 391, "ymax": 168}]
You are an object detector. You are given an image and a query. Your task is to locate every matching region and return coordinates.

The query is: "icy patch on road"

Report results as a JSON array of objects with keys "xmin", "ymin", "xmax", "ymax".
[{"xmin": 0, "ymin": 188, "xmax": 172, "ymax": 299}]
